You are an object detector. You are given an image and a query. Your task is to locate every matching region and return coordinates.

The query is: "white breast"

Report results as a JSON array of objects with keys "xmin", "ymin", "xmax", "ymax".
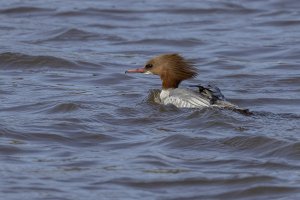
[{"xmin": 159, "ymin": 89, "xmax": 211, "ymax": 108}]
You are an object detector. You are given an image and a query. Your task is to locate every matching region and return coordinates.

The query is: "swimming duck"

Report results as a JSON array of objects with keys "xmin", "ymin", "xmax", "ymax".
[{"xmin": 126, "ymin": 53, "xmax": 249, "ymax": 113}]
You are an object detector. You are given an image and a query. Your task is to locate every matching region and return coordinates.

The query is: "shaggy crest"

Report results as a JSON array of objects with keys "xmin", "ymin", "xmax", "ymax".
[{"xmin": 145, "ymin": 54, "xmax": 198, "ymax": 88}]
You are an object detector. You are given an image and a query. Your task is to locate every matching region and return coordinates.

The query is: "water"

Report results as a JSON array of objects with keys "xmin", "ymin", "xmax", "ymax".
[{"xmin": 0, "ymin": 0, "xmax": 300, "ymax": 199}]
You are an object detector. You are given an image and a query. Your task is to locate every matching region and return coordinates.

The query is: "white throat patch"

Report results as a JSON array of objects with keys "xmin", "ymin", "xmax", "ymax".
[{"xmin": 144, "ymin": 71, "xmax": 153, "ymax": 75}]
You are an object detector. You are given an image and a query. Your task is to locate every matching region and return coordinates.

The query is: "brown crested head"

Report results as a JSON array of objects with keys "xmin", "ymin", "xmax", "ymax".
[
  {"xmin": 125, "ymin": 53, "xmax": 198, "ymax": 89},
  {"xmin": 145, "ymin": 54, "xmax": 198, "ymax": 88}
]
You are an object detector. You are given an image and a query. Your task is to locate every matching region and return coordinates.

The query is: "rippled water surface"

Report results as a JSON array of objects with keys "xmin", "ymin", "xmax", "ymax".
[{"xmin": 1, "ymin": 0, "xmax": 300, "ymax": 199}]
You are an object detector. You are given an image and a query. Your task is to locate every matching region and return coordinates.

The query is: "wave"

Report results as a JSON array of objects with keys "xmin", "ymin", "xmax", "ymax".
[
  {"xmin": 46, "ymin": 103, "xmax": 83, "ymax": 114},
  {"xmin": 256, "ymin": 20, "xmax": 300, "ymax": 27},
  {"xmin": 0, "ymin": 52, "xmax": 78, "ymax": 69},
  {"xmin": 54, "ymin": 6, "xmax": 260, "ymax": 17},
  {"xmin": 221, "ymin": 135, "xmax": 300, "ymax": 160},
  {"xmin": 0, "ymin": 6, "xmax": 54, "ymax": 14},
  {"xmin": 115, "ymin": 38, "xmax": 204, "ymax": 47},
  {"xmin": 29, "ymin": 28, "xmax": 125, "ymax": 43}
]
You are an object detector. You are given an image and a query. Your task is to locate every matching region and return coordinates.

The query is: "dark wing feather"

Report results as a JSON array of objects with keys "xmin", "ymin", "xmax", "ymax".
[
  {"xmin": 189, "ymin": 84, "xmax": 252, "ymax": 115},
  {"xmin": 189, "ymin": 84, "xmax": 225, "ymax": 104}
]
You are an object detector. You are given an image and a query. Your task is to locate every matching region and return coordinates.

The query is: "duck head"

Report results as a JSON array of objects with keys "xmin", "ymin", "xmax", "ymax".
[{"xmin": 126, "ymin": 54, "xmax": 198, "ymax": 89}]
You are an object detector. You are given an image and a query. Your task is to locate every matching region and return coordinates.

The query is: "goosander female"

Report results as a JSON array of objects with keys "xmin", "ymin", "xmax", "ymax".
[{"xmin": 126, "ymin": 53, "xmax": 249, "ymax": 113}]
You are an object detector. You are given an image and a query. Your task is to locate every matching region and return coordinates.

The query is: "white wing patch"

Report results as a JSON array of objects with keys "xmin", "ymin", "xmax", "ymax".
[{"xmin": 160, "ymin": 89, "xmax": 210, "ymax": 108}]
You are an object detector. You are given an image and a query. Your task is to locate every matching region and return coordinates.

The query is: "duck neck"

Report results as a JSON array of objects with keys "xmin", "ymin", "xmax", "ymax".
[{"xmin": 161, "ymin": 76, "xmax": 181, "ymax": 89}]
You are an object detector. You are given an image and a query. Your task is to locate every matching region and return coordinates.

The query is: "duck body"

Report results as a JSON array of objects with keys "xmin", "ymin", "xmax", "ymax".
[
  {"xmin": 160, "ymin": 88, "xmax": 210, "ymax": 108},
  {"xmin": 159, "ymin": 84, "xmax": 237, "ymax": 109}
]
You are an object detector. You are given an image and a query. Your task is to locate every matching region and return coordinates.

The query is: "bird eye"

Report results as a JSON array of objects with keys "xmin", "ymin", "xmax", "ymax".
[{"xmin": 145, "ymin": 64, "xmax": 153, "ymax": 69}]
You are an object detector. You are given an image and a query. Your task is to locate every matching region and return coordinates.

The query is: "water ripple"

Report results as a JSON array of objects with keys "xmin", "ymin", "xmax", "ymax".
[
  {"xmin": 0, "ymin": 52, "xmax": 78, "ymax": 69},
  {"xmin": 1, "ymin": 0, "xmax": 300, "ymax": 199}
]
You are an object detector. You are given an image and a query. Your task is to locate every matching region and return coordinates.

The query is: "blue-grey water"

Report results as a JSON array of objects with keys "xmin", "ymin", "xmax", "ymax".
[{"xmin": 0, "ymin": 0, "xmax": 300, "ymax": 199}]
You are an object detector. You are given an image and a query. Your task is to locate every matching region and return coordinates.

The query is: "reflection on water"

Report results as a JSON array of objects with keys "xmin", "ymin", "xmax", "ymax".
[{"xmin": 0, "ymin": 0, "xmax": 300, "ymax": 199}]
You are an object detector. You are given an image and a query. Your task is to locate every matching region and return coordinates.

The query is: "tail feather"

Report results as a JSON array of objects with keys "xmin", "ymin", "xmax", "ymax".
[{"xmin": 214, "ymin": 100, "xmax": 253, "ymax": 115}]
